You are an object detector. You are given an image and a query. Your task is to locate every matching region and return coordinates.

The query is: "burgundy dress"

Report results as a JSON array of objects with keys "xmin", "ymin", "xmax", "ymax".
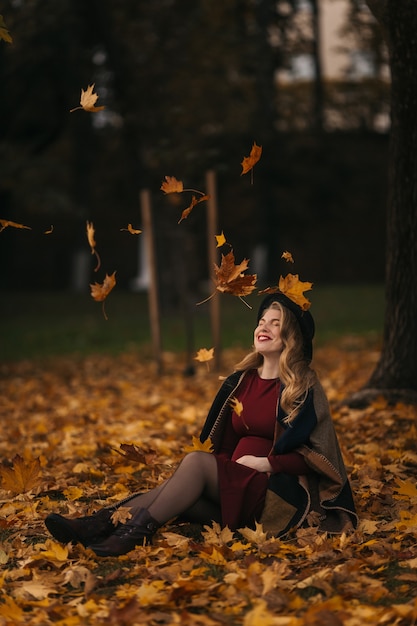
[{"xmin": 215, "ymin": 370, "xmax": 282, "ymax": 529}]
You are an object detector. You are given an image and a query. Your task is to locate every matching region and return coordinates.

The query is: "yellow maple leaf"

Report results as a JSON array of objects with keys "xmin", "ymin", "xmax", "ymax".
[
  {"xmin": 0, "ymin": 219, "xmax": 31, "ymax": 232},
  {"xmin": 279, "ymin": 274, "xmax": 313, "ymax": 310},
  {"xmin": 195, "ymin": 347, "xmax": 214, "ymax": 363},
  {"xmin": 0, "ymin": 454, "xmax": 42, "ymax": 495},
  {"xmin": 33, "ymin": 539, "xmax": 69, "ymax": 563},
  {"xmin": 260, "ymin": 273, "xmax": 313, "ymax": 311},
  {"xmin": 0, "ymin": 15, "xmax": 12, "ymax": 44},
  {"xmin": 215, "ymin": 231, "xmax": 227, "ymax": 248},
  {"xmin": 70, "ymin": 83, "xmax": 105, "ymax": 113},
  {"xmin": 229, "ymin": 396, "xmax": 243, "ymax": 416},
  {"xmin": 281, "ymin": 251, "xmax": 294, "ymax": 263},
  {"xmin": 183, "ymin": 435, "xmax": 214, "ymax": 453},
  {"xmin": 241, "ymin": 141, "xmax": 262, "ymax": 176}
]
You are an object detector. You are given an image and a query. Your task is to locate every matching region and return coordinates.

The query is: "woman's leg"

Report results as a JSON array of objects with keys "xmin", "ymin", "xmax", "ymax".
[
  {"xmin": 89, "ymin": 451, "xmax": 221, "ymax": 556},
  {"xmin": 126, "ymin": 451, "xmax": 220, "ymax": 525}
]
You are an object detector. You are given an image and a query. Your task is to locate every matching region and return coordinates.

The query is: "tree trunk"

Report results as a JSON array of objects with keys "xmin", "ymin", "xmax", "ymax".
[{"xmin": 347, "ymin": 0, "xmax": 417, "ymax": 407}]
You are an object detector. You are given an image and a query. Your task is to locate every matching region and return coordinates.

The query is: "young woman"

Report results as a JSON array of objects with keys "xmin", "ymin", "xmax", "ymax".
[{"xmin": 45, "ymin": 293, "xmax": 357, "ymax": 557}]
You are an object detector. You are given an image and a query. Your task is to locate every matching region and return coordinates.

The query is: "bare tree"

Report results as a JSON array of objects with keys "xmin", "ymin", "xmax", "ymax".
[{"xmin": 348, "ymin": 0, "xmax": 417, "ymax": 406}]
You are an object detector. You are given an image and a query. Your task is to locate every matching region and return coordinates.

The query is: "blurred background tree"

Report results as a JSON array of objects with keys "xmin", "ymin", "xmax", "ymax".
[{"xmin": 1, "ymin": 0, "xmax": 390, "ymax": 299}]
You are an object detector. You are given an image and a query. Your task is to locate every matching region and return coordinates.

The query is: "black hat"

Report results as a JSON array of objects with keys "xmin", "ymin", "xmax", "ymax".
[{"xmin": 257, "ymin": 293, "xmax": 315, "ymax": 361}]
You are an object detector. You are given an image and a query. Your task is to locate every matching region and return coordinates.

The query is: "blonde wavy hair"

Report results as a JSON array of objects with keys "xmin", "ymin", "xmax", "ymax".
[{"xmin": 235, "ymin": 301, "xmax": 317, "ymax": 422}]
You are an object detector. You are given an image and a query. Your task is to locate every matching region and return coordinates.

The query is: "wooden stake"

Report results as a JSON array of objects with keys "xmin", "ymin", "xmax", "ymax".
[
  {"xmin": 205, "ymin": 170, "xmax": 221, "ymax": 370},
  {"xmin": 140, "ymin": 189, "xmax": 163, "ymax": 375}
]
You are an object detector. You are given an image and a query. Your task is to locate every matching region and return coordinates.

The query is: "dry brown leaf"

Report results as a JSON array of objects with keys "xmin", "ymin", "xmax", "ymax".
[{"xmin": 214, "ymin": 250, "xmax": 257, "ymax": 298}]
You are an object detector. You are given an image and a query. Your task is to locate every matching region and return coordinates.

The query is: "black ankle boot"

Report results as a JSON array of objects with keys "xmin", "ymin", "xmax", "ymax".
[
  {"xmin": 89, "ymin": 508, "xmax": 160, "ymax": 557},
  {"xmin": 45, "ymin": 508, "xmax": 116, "ymax": 547}
]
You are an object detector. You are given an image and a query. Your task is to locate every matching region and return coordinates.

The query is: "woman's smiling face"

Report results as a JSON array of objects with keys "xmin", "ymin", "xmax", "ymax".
[{"xmin": 254, "ymin": 306, "xmax": 284, "ymax": 357}]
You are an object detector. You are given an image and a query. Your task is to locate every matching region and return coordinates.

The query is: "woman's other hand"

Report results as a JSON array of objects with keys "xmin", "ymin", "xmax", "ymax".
[{"xmin": 235, "ymin": 455, "xmax": 273, "ymax": 472}]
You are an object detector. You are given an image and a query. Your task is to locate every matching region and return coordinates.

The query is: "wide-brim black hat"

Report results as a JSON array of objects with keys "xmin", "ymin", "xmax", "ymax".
[{"xmin": 257, "ymin": 293, "xmax": 315, "ymax": 361}]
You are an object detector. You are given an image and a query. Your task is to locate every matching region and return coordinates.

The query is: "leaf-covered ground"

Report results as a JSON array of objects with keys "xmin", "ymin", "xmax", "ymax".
[{"xmin": 1, "ymin": 338, "xmax": 417, "ymax": 625}]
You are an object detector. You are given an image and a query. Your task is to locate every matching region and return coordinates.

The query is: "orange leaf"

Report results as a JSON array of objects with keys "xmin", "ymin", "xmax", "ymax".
[
  {"xmin": 215, "ymin": 231, "xmax": 227, "ymax": 248},
  {"xmin": 281, "ymin": 251, "xmax": 294, "ymax": 263},
  {"xmin": 70, "ymin": 83, "xmax": 105, "ymax": 113},
  {"xmin": 259, "ymin": 273, "xmax": 313, "ymax": 311},
  {"xmin": 0, "ymin": 454, "xmax": 42, "ymax": 495},
  {"xmin": 178, "ymin": 194, "xmax": 209, "ymax": 224},
  {"xmin": 90, "ymin": 271, "xmax": 116, "ymax": 303},
  {"xmin": 214, "ymin": 251, "xmax": 257, "ymax": 297},
  {"xmin": 120, "ymin": 224, "xmax": 142, "ymax": 234},
  {"xmin": 229, "ymin": 397, "xmax": 243, "ymax": 416},
  {"xmin": 86, "ymin": 220, "xmax": 101, "ymax": 272},
  {"xmin": 279, "ymin": 273, "xmax": 313, "ymax": 310},
  {"xmin": 241, "ymin": 142, "xmax": 262, "ymax": 176},
  {"xmin": 0, "ymin": 219, "xmax": 31, "ymax": 232},
  {"xmin": 160, "ymin": 176, "xmax": 184, "ymax": 194}
]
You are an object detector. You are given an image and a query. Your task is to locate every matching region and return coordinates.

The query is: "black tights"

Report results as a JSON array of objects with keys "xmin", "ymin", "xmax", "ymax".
[{"xmin": 121, "ymin": 451, "xmax": 222, "ymax": 526}]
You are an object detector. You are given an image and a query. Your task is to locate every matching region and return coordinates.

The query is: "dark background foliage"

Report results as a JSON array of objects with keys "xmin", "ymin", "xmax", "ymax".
[{"xmin": 0, "ymin": 0, "xmax": 389, "ymax": 299}]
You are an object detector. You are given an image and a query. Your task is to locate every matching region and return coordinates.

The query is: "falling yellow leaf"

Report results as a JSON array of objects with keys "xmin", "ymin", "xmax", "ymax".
[
  {"xmin": 259, "ymin": 273, "xmax": 313, "ymax": 311},
  {"xmin": 281, "ymin": 251, "xmax": 294, "ymax": 263},
  {"xmin": 195, "ymin": 348, "xmax": 214, "ymax": 363},
  {"xmin": 70, "ymin": 83, "xmax": 105, "ymax": 113},
  {"xmin": 215, "ymin": 231, "xmax": 227, "ymax": 248},
  {"xmin": 0, "ymin": 219, "xmax": 31, "ymax": 232},
  {"xmin": 229, "ymin": 396, "xmax": 243, "ymax": 416},
  {"xmin": 86, "ymin": 220, "xmax": 101, "ymax": 272},
  {"xmin": 120, "ymin": 224, "xmax": 142, "ymax": 234},
  {"xmin": 160, "ymin": 175, "xmax": 184, "ymax": 194},
  {"xmin": 44, "ymin": 225, "xmax": 54, "ymax": 235}
]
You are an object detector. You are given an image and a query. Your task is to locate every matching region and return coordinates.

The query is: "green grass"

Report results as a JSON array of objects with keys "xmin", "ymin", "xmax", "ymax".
[{"xmin": 0, "ymin": 285, "xmax": 384, "ymax": 362}]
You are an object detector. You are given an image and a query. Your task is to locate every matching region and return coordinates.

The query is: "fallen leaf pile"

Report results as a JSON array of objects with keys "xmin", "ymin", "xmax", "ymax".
[{"xmin": 1, "ymin": 338, "xmax": 417, "ymax": 625}]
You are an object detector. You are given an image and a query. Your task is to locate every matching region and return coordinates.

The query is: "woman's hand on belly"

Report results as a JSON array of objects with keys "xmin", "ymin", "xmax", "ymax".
[{"xmin": 235, "ymin": 455, "xmax": 273, "ymax": 473}]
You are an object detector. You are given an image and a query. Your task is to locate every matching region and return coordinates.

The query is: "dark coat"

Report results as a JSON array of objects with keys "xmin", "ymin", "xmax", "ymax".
[{"xmin": 200, "ymin": 370, "xmax": 358, "ymax": 537}]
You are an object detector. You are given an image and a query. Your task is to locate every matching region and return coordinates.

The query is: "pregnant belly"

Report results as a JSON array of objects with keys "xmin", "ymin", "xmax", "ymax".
[{"xmin": 231, "ymin": 436, "xmax": 273, "ymax": 462}]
